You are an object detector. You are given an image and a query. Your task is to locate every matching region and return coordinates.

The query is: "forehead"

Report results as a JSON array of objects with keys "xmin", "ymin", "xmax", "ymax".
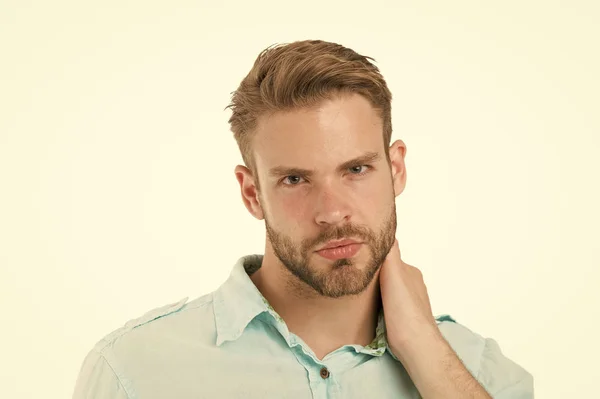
[{"xmin": 252, "ymin": 93, "xmax": 384, "ymax": 173}]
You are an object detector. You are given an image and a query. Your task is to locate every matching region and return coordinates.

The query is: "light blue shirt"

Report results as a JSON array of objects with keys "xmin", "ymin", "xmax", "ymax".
[{"xmin": 73, "ymin": 254, "xmax": 533, "ymax": 398}]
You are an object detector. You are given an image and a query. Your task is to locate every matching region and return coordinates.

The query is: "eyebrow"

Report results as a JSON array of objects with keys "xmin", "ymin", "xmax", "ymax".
[{"xmin": 268, "ymin": 151, "xmax": 382, "ymax": 179}]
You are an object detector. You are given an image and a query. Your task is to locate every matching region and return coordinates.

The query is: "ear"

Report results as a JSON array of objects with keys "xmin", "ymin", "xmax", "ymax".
[
  {"xmin": 234, "ymin": 165, "xmax": 264, "ymax": 220},
  {"xmin": 388, "ymin": 139, "xmax": 407, "ymax": 197}
]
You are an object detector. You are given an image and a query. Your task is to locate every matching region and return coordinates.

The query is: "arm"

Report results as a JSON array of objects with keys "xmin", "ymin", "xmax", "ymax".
[
  {"xmin": 379, "ymin": 240, "xmax": 532, "ymax": 398},
  {"xmin": 391, "ymin": 331, "xmax": 492, "ymax": 399},
  {"xmin": 391, "ymin": 330, "xmax": 534, "ymax": 398}
]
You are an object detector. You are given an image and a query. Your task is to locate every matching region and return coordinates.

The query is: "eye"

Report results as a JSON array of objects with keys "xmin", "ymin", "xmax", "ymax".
[
  {"xmin": 349, "ymin": 165, "xmax": 370, "ymax": 175},
  {"xmin": 282, "ymin": 175, "xmax": 304, "ymax": 186},
  {"xmin": 281, "ymin": 166, "xmax": 371, "ymax": 186}
]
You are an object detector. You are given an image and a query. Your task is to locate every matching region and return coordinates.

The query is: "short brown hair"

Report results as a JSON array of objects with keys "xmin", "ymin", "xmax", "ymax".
[{"xmin": 226, "ymin": 40, "xmax": 393, "ymax": 190}]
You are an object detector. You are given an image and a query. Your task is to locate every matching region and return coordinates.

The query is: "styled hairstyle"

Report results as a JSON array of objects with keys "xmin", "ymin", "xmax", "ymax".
[{"xmin": 226, "ymin": 39, "xmax": 393, "ymax": 191}]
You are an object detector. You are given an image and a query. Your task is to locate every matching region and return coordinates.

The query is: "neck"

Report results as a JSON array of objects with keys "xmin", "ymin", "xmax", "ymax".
[{"xmin": 250, "ymin": 250, "xmax": 382, "ymax": 360}]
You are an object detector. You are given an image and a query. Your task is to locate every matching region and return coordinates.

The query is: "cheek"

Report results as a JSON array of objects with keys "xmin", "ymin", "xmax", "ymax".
[
  {"xmin": 267, "ymin": 191, "xmax": 310, "ymax": 225},
  {"xmin": 281, "ymin": 194, "xmax": 309, "ymax": 220},
  {"xmin": 358, "ymin": 178, "xmax": 388, "ymax": 204},
  {"xmin": 360, "ymin": 179, "xmax": 395, "ymax": 222}
]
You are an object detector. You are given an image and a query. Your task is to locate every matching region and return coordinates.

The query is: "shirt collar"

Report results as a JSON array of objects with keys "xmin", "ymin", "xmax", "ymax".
[
  {"xmin": 213, "ymin": 254, "xmax": 268, "ymax": 346},
  {"xmin": 213, "ymin": 254, "xmax": 407, "ymax": 359}
]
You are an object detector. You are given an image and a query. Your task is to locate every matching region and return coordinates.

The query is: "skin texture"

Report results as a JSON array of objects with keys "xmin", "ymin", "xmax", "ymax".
[
  {"xmin": 263, "ymin": 179, "xmax": 397, "ymax": 299},
  {"xmin": 235, "ymin": 92, "xmax": 406, "ymax": 358},
  {"xmin": 234, "ymin": 92, "xmax": 491, "ymax": 397}
]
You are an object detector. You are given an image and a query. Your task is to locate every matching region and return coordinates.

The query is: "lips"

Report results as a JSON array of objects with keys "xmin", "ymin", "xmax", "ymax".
[
  {"xmin": 316, "ymin": 241, "xmax": 363, "ymax": 260},
  {"xmin": 318, "ymin": 239, "xmax": 361, "ymax": 251}
]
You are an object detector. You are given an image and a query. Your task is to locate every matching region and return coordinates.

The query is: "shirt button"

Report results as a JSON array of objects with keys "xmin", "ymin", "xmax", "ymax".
[{"xmin": 320, "ymin": 367, "xmax": 330, "ymax": 379}]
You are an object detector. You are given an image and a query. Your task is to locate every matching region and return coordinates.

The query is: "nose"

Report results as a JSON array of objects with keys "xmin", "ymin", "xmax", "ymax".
[{"xmin": 313, "ymin": 183, "xmax": 352, "ymax": 227}]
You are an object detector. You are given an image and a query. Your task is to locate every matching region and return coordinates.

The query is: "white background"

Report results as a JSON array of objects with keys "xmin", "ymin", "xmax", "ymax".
[{"xmin": 1, "ymin": 1, "xmax": 598, "ymax": 398}]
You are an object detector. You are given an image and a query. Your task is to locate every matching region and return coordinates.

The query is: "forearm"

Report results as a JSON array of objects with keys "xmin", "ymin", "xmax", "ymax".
[{"xmin": 392, "ymin": 333, "xmax": 492, "ymax": 399}]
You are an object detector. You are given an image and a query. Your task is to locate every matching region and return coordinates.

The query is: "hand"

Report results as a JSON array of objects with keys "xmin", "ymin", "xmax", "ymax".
[
  {"xmin": 380, "ymin": 240, "xmax": 493, "ymax": 398},
  {"xmin": 379, "ymin": 238, "xmax": 442, "ymax": 355}
]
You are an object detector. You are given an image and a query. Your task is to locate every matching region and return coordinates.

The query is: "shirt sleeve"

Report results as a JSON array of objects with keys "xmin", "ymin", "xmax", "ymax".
[
  {"xmin": 476, "ymin": 337, "xmax": 534, "ymax": 398},
  {"xmin": 72, "ymin": 349, "xmax": 130, "ymax": 399}
]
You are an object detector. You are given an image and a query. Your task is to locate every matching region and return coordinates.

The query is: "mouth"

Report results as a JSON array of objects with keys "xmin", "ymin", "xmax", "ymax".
[
  {"xmin": 316, "ymin": 242, "xmax": 363, "ymax": 260},
  {"xmin": 317, "ymin": 239, "xmax": 361, "ymax": 251}
]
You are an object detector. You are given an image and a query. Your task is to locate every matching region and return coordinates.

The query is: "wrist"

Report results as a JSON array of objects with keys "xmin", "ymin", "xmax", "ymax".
[{"xmin": 389, "ymin": 327, "xmax": 449, "ymax": 364}]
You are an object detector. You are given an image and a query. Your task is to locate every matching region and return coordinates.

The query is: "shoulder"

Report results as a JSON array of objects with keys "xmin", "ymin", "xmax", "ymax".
[
  {"xmin": 91, "ymin": 293, "xmax": 214, "ymax": 355},
  {"xmin": 73, "ymin": 294, "xmax": 216, "ymax": 398},
  {"xmin": 434, "ymin": 314, "xmax": 534, "ymax": 398},
  {"xmin": 434, "ymin": 313, "xmax": 486, "ymax": 373}
]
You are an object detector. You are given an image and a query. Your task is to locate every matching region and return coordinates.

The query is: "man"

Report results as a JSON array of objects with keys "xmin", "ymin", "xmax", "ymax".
[{"xmin": 73, "ymin": 40, "xmax": 533, "ymax": 398}]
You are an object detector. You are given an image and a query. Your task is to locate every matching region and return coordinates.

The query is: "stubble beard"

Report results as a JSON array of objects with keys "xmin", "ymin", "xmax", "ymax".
[{"xmin": 264, "ymin": 204, "xmax": 397, "ymax": 299}]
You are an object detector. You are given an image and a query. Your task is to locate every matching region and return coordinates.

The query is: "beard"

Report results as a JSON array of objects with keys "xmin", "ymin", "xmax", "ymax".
[{"xmin": 264, "ymin": 202, "xmax": 397, "ymax": 299}]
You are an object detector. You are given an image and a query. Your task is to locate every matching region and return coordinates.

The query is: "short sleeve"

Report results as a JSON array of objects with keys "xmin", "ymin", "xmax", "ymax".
[
  {"xmin": 477, "ymin": 337, "xmax": 534, "ymax": 398},
  {"xmin": 72, "ymin": 349, "xmax": 130, "ymax": 399}
]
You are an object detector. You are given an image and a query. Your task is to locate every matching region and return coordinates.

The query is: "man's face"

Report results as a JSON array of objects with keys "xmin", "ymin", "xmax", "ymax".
[{"xmin": 252, "ymin": 93, "xmax": 403, "ymax": 298}]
